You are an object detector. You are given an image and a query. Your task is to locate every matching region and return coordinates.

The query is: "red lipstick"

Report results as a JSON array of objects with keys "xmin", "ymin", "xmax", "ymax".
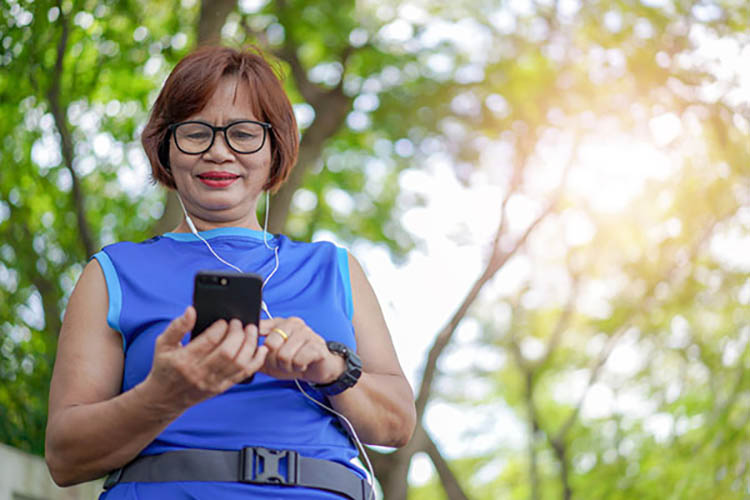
[{"xmin": 197, "ymin": 171, "xmax": 239, "ymax": 188}]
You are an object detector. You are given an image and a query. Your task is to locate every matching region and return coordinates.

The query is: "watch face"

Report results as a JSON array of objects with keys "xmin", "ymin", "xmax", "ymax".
[{"xmin": 314, "ymin": 341, "xmax": 363, "ymax": 396}]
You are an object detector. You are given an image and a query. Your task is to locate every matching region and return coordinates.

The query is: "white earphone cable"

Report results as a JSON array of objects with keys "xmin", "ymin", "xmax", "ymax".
[
  {"xmin": 176, "ymin": 192, "xmax": 375, "ymax": 497},
  {"xmin": 292, "ymin": 379, "xmax": 377, "ymax": 500}
]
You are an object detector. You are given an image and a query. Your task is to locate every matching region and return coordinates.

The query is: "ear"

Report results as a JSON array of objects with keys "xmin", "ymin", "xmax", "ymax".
[{"xmin": 158, "ymin": 130, "xmax": 172, "ymax": 171}]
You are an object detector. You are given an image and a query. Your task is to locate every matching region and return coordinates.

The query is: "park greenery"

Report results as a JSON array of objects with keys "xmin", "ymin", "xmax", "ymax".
[{"xmin": 1, "ymin": 0, "xmax": 749, "ymax": 498}]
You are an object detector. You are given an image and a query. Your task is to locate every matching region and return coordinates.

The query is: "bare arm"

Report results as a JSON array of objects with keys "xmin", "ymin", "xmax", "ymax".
[
  {"xmin": 45, "ymin": 260, "xmax": 268, "ymax": 486},
  {"xmin": 330, "ymin": 252, "xmax": 417, "ymax": 446},
  {"xmin": 259, "ymin": 252, "xmax": 416, "ymax": 447}
]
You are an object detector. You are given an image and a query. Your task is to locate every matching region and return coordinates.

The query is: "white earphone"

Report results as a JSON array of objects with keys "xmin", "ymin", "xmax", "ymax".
[
  {"xmin": 176, "ymin": 191, "xmax": 278, "ymax": 318},
  {"xmin": 174, "ymin": 191, "xmax": 375, "ymax": 498}
]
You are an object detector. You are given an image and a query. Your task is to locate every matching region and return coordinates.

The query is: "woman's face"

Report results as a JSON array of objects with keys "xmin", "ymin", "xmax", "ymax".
[{"xmin": 169, "ymin": 76, "xmax": 272, "ymax": 229}]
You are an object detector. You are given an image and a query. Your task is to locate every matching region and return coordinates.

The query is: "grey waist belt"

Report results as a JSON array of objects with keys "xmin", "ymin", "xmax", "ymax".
[{"xmin": 103, "ymin": 446, "xmax": 373, "ymax": 500}]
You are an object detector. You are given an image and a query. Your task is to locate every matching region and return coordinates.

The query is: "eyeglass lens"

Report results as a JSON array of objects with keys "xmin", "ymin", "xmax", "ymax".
[{"xmin": 174, "ymin": 122, "xmax": 266, "ymax": 154}]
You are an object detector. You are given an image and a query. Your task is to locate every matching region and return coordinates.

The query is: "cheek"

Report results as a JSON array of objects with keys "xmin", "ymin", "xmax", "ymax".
[
  {"xmin": 168, "ymin": 143, "xmax": 181, "ymax": 170},
  {"xmin": 169, "ymin": 144, "xmax": 193, "ymax": 172}
]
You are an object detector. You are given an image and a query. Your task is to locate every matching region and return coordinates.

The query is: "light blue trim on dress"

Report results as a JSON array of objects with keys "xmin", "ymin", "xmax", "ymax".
[
  {"xmin": 162, "ymin": 227, "xmax": 268, "ymax": 242},
  {"xmin": 92, "ymin": 251, "xmax": 126, "ymax": 350},
  {"xmin": 336, "ymin": 247, "xmax": 354, "ymax": 321}
]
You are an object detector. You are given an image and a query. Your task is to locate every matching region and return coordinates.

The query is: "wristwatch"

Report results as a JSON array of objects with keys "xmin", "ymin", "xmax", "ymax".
[{"xmin": 312, "ymin": 341, "xmax": 362, "ymax": 396}]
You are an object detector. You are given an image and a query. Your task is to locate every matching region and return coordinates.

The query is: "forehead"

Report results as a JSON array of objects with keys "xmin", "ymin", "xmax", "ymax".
[{"xmin": 195, "ymin": 76, "xmax": 262, "ymax": 120}]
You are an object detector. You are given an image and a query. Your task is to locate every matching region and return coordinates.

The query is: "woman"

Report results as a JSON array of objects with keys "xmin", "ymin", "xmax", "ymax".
[{"xmin": 45, "ymin": 46, "xmax": 416, "ymax": 499}]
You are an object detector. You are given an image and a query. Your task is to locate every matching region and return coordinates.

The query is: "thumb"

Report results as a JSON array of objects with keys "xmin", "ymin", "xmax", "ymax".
[{"xmin": 157, "ymin": 306, "xmax": 196, "ymax": 348}]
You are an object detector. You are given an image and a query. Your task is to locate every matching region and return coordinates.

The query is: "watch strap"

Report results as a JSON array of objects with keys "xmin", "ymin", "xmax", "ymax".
[{"xmin": 312, "ymin": 341, "xmax": 362, "ymax": 396}]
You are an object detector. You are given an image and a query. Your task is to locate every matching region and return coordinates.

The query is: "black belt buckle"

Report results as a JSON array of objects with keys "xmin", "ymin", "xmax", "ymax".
[{"xmin": 240, "ymin": 446, "xmax": 299, "ymax": 485}]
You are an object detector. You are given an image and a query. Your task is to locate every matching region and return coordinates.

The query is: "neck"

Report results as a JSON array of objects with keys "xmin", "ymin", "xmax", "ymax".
[
  {"xmin": 172, "ymin": 192, "xmax": 270, "ymax": 234},
  {"xmin": 172, "ymin": 213, "xmax": 263, "ymax": 234}
]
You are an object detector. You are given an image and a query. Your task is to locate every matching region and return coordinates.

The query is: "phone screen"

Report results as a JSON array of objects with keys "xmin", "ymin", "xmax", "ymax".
[{"xmin": 191, "ymin": 271, "xmax": 263, "ymax": 340}]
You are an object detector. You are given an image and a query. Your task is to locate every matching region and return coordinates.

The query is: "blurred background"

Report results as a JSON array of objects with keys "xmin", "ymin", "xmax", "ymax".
[{"xmin": 1, "ymin": 0, "xmax": 749, "ymax": 498}]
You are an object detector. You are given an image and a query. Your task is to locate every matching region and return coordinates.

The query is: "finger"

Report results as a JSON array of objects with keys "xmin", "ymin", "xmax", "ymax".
[
  {"xmin": 187, "ymin": 318, "xmax": 230, "ymax": 357},
  {"xmin": 232, "ymin": 324, "xmax": 259, "ymax": 367},
  {"xmin": 259, "ymin": 316, "xmax": 306, "ymax": 336},
  {"xmin": 258, "ymin": 318, "xmax": 286, "ymax": 336},
  {"xmin": 233, "ymin": 343, "xmax": 270, "ymax": 384},
  {"xmin": 274, "ymin": 332, "xmax": 308, "ymax": 373},
  {"xmin": 289, "ymin": 339, "xmax": 327, "ymax": 373},
  {"xmin": 157, "ymin": 306, "xmax": 197, "ymax": 348},
  {"xmin": 200, "ymin": 319, "xmax": 247, "ymax": 376},
  {"xmin": 230, "ymin": 325, "xmax": 268, "ymax": 383},
  {"xmin": 262, "ymin": 326, "xmax": 288, "ymax": 351}
]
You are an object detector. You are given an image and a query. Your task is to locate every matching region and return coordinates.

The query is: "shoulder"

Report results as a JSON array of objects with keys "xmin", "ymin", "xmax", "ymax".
[
  {"xmin": 278, "ymin": 235, "xmax": 347, "ymax": 258},
  {"xmin": 279, "ymin": 236, "xmax": 353, "ymax": 288},
  {"xmin": 98, "ymin": 235, "xmax": 168, "ymax": 252},
  {"xmin": 95, "ymin": 236, "xmax": 173, "ymax": 260}
]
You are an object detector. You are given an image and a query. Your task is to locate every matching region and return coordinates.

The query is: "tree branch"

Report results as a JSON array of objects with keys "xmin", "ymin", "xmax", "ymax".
[
  {"xmin": 552, "ymin": 214, "xmax": 724, "ymax": 447},
  {"xmin": 239, "ymin": 2, "xmax": 367, "ymax": 233},
  {"xmin": 152, "ymin": 0, "xmax": 240, "ymax": 235},
  {"xmin": 46, "ymin": 7, "xmax": 95, "ymax": 258},
  {"xmin": 524, "ymin": 370, "xmax": 541, "ymax": 500},
  {"xmin": 415, "ymin": 137, "xmax": 579, "ymax": 419},
  {"xmin": 689, "ymin": 338, "xmax": 750, "ymax": 455},
  {"xmin": 197, "ymin": 0, "xmax": 237, "ymax": 45},
  {"xmin": 6, "ymin": 203, "xmax": 64, "ymax": 337},
  {"xmin": 503, "ymin": 296, "xmax": 543, "ymax": 500},
  {"xmin": 267, "ymin": 88, "xmax": 351, "ymax": 232},
  {"xmin": 548, "ymin": 434, "xmax": 572, "ymax": 500},
  {"xmin": 276, "ymin": 41, "xmax": 326, "ymax": 106},
  {"xmin": 536, "ymin": 275, "xmax": 580, "ymax": 368},
  {"xmin": 422, "ymin": 429, "xmax": 471, "ymax": 500}
]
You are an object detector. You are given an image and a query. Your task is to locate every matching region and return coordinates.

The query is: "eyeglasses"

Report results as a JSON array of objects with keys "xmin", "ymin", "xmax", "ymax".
[{"xmin": 168, "ymin": 120, "xmax": 272, "ymax": 155}]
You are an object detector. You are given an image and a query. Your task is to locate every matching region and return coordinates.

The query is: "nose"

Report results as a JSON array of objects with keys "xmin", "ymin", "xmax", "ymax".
[{"xmin": 203, "ymin": 131, "xmax": 234, "ymax": 162}]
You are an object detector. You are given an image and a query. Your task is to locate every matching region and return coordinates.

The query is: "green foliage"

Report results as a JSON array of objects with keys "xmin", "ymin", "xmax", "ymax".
[
  {"xmin": 2, "ymin": 1, "xmax": 750, "ymax": 499},
  {"xmin": 0, "ymin": 0, "xmax": 193, "ymax": 454}
]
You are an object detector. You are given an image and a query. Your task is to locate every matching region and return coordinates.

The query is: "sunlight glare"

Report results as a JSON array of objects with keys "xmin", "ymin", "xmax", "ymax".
[
  {"xmin": 570, "ymin": 134, "xmax": 677, "ymax": 213},
  {"xmin": 407, "ymin": 453, "xmax": 435, "ymax": 486}
]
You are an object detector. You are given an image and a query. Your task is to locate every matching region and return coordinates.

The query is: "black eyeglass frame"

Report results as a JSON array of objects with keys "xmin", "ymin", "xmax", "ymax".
[{"xmin": 167, "ymin": 119, "xmax": 273, "ymax": 155}]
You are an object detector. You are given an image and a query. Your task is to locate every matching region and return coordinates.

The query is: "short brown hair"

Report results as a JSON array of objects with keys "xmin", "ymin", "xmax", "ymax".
[{"xmin": 141, "ymin": 46, "xmax": 299, "ymax": 192}]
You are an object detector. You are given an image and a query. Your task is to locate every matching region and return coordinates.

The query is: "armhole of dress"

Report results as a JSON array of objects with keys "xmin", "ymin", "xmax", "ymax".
[
  {"xmin": 336, "ymin": 246, "xmax": 354, "ymax": 322},
  {"xmin": 91, "ymin": 251, "xmax": 126, "ymax": 351}
]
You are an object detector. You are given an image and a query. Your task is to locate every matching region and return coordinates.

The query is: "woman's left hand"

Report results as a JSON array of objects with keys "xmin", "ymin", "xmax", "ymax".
[{"xmin": 259, "ymin": 317, "xmax": 345, "ymax": 384}]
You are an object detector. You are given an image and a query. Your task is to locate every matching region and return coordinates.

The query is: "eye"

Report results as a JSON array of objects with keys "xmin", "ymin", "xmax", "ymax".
[
  {"xmin": 177, "ymin": 124, "xmax": 212, "ymax": 141},
  {"xmin": 186, "ymin": 131, "xmax": 211, "ymax": 140},
  {"xmin": 229, "ymin": 126, "xmax": 258, "ymax": 137}
]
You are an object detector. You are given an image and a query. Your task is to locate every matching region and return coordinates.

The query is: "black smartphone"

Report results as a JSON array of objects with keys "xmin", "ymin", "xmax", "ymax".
[{"xmin": 191, "ymin": 271, "xmax": 263, "ymax": 340}]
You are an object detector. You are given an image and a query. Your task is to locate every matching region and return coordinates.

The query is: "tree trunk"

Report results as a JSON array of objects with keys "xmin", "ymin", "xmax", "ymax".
[
  {"xmin": 47, "ymin": 12, "xmax": 95, "ymax": 258},
  {"xmin": 267, "ymin": 89, "xmax": 351, "ymax": 233},
  {"xmin": 197, "ymin": 0, "xmax": 237, "ymax": 45},
  {"xmin": 424, "ymin": 431, "xmax": 471, "ymax": 500},
  {"xmin": 152, "ymin": 0, "xmax": 238, "ymax": 235},
  {"xmin": 372, "ymin": 447, "xmax": 415, "ymax": 500}
]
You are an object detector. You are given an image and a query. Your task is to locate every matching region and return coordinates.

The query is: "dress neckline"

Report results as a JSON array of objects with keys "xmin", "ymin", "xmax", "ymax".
[{"xmin": 162, "ymin": 227, "xmax": 270, "ymax": 243}]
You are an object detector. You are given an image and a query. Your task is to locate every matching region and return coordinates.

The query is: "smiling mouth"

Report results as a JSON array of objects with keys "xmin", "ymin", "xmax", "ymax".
[{"xmin": 197, "ymin": 172, "xmax": 240, "ymax": 180}]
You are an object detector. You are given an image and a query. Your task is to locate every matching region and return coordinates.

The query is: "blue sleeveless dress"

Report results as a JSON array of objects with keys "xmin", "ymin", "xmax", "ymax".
[{"xmin": 93, "ymin": 228, "xmax": 363, "ymax": 499}]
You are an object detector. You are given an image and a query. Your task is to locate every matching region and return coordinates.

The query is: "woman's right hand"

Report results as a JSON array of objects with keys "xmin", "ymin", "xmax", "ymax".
[
  {"xmin": 141, "ymin": 306, "xmax": 268, "ymax": 415},
  {"xmin": 46, "ymin": 261, "xmax": 270, "ymax": 487}
]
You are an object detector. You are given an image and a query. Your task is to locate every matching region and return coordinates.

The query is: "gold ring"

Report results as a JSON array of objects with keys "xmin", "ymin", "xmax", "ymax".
[{"xmin": 272, "ymin": 327, "xmax": 288, "ymax": 341}]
